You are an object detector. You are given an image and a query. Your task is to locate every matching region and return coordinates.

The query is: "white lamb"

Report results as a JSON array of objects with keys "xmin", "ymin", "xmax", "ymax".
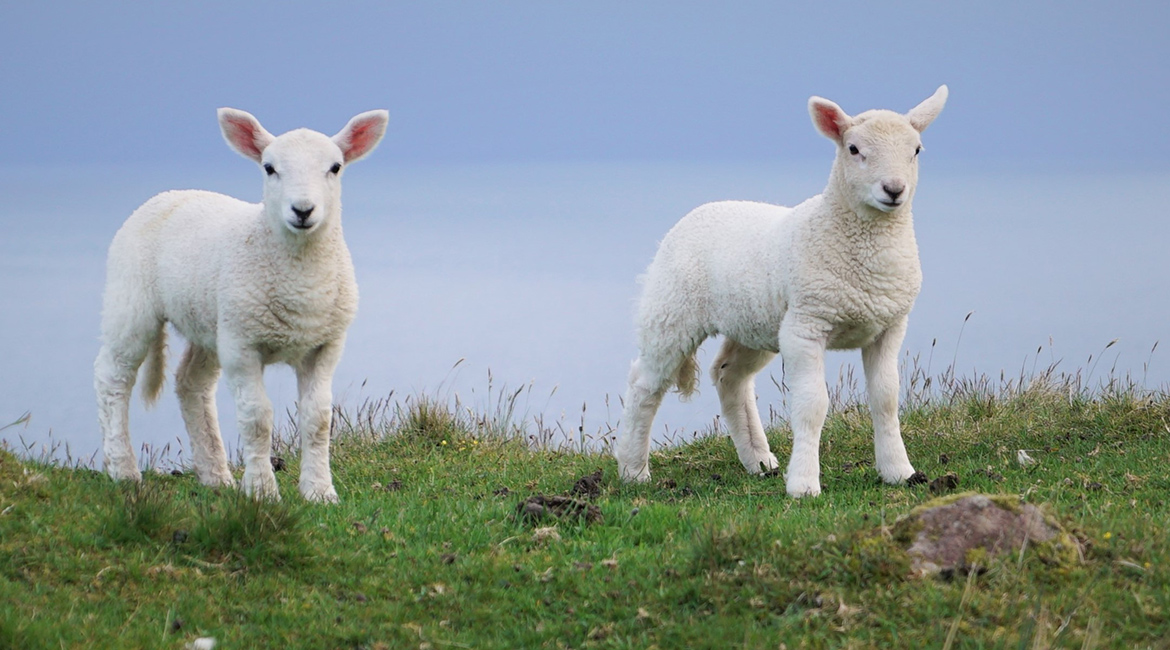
[
  {"xmin": 614, "ymin": 86, "xmax": 948, "ymax": 497},
  {"xmin": 94, "ymin": 108, "xmax": 388, "ymax": 502}
]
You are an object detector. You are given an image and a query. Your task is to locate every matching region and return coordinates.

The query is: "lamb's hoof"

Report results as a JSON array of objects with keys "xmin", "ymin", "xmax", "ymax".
[
  {"xmin": 786, "ymin": 476, "xmax": 822, "ymax": 498},
  {"xmin": 301, "ymin": 484, "xmax": 340, "ymax": 504},
  {"xmin": 241, "ymin": 471, "xmax": 281, "ymax": 501},
  {"xmin": 106, "ymin": 466, "xmax": 143, "ymax": 483},
  {"xmin": 196, "ymin": 468, "xmax": 235, "ymax": 489},
  {"xmin": 879, "ymin": 463, "xmax": 919, "ymax": 485},
  {"xmin": 743, "ymin": 451, "xmax": 780, "ymax": 475},
  {"xmin": 617, "ymin": 463, "xmax": 651, "ymax": 484}
]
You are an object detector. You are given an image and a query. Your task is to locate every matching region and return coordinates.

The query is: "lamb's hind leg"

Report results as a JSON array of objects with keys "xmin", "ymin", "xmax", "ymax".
[
  {"xmin": 94, "ymin": 321, "xmax": 162, "ymax": 482},
  {"xmin": 711, "ymin": 338, "xmax": 779, "ymax": 475},
  {"xmin": 175, "ymin": 343, "xmax": 234, "ymax": 487},
  {"xmin": 614, "ymin": 342, "xmax": 699, "ymax": 483}
]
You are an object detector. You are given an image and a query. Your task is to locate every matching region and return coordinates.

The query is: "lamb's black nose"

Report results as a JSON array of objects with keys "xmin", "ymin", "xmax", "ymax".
[
  {"xmin": 292, "ymin": 205, "xmax": 315, "ymax": 221},
  {"xmin": 882, "ymin": 182, "xmax": 905, "ymax": 200}
]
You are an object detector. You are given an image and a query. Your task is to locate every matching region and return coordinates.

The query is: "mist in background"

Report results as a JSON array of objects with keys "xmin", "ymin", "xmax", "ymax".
[{"xmin": 2, "ymin": 2, "xmax": 1168, "ymax": 463}]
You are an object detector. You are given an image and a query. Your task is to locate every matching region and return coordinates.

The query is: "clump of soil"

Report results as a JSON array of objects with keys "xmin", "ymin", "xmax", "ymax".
[
  {"xmin": 893, "ymin": 492, "xmax": 1081, "ymax": 577},
  {"xmin": 928, "ymin": 472, "xmax": 960, "ymax": 495},
  {"xmin": 570, "ymin": 469, "xmax": 603, "ymax": 500},
  {"xmin": 517, "ymin": 495, "xmax": 603, "ymax": 525}
]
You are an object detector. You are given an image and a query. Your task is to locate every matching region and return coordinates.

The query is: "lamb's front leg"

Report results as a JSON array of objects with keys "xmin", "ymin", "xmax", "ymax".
[
  {"xmin": 222, "ymin": 346, "xmax": 279, "ymax": 500},
  {"xmin": 295, "ymin": 339, "xmax": 344, "ymax": 503},
  {"xmin": 862, "ymin": 317, "xmax": 916, "ymax": 484},
  {"xmin": 778, "ymin": 322, "xmax": 829, "ymax": 497}
]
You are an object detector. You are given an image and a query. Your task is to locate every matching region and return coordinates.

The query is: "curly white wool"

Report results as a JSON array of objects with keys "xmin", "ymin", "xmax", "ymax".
[
  {"xmin": 94, "ymin": 108, "xmax": 388, "ymax": 503},
  {"xmin": 614, "ymin": 86, "xmax": 948, "ymax": 497}
]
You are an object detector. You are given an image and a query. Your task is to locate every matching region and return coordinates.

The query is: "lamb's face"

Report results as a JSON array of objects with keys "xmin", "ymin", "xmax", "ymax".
[
  {"xmin": 260, "ymin": 130, "xmax": 345, "ymax": 235},
  {"xmin": 218, "ymin": 108, "xmax": 388, "ymax": 237},
  {"xmin": 837, "ymin": 112, "xmax": 923, "ymax": 215},
  {"xmin": 808, "ymin": 86, "xmax": 947, "ymax": 217}
]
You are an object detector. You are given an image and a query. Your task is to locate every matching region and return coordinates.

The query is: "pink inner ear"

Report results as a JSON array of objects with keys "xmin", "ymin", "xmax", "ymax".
[
  {"xmin": 342, "ymin": 118, "xmax": 381, "ymax": 161},
  {"xmin": 814, "ymin": 104, "xmax": 844, "ymax": 140},
  {"xmin": 224, "ymin": 116, "xmax": 263, "ymax": 159}
]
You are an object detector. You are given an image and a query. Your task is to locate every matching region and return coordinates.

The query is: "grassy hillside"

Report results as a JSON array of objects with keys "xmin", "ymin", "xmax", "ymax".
[{"xmin": 2, "ymin": 374, "xmax": 1169, "ymax": 649}]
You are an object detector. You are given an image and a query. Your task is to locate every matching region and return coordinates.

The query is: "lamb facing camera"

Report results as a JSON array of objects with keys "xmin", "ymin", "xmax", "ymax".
[
  {"xmin": 94, "ymin": 108, "xmax": 388, "ymax": 503},
  {"xmin": 614, "ymin": 86, "xmax": 948, "ymax": 497}
]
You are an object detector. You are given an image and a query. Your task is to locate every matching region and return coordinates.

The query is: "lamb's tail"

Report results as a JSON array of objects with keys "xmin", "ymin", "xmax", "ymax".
[
  {"xmin": 673, "ymin": 351, "xmax": 700, "ymax": 401},
  {"xmin": 141, "ymin": 326, "xmax": 167, "ymax": 409}
]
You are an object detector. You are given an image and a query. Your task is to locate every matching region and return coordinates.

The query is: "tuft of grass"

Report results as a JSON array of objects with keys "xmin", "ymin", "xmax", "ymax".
[
  {"xmin": 101, "ymin": 479, "xmax": 184, "ymax": 545},
  {"xmin": 397, "ymin": 394, "xmax": 462, "ymax": 444},
  {"xmin": 185, "ymin": 490, "xmax": 309, "ymax": 570},
  {"xmin": 687, "ymin": 520, "xmax": 770, "ymax": 575}
]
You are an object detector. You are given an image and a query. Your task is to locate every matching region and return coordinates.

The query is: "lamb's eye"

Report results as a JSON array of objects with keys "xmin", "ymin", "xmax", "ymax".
[
  {"xmin": 848, "ymin": 144, "xmax": 860, "ymax": 156},
  {"xmin": 915, "ymin": 145, "xmax": 922, "ymax": 156},
  {"xmin": 263, "ymin": 163, "xmax": 277, "ymax": 176},
  {"xmin": 329, "ymin": 163, "xmax": 342, "ymax": 175}
]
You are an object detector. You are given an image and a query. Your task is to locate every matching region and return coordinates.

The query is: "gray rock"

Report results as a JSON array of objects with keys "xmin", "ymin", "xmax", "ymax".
[{"xmin": 893, "ymin": 492, "xmax": 1080, "ymax": 577}]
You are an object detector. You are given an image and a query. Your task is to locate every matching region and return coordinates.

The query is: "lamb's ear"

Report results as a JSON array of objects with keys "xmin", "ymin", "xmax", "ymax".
[
  {"xmin": 906, "ymin": 85, "xmax": 948, "ymax": 133},
  {"xmin": 218, "ymin": 108, "xmax": 274, "ymax": 163},
  {"xmin": 333, "ymin": 110, "xmax": 389, "ymax": 163},
  {"xmin": 809, "ymin": 97, "xmax": 852, "ymax": 145}
]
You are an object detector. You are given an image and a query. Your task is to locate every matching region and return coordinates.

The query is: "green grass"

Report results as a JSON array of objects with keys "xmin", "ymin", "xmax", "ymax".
[{"xmin": 2, "ymin": 375, "xmax": 1169, "ymax": 649}]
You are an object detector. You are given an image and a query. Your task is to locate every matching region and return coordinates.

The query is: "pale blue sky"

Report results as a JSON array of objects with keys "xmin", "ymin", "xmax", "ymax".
[{"xmin": 2, "ymin": 1, "xmax": 1167, "ymax": 167}]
